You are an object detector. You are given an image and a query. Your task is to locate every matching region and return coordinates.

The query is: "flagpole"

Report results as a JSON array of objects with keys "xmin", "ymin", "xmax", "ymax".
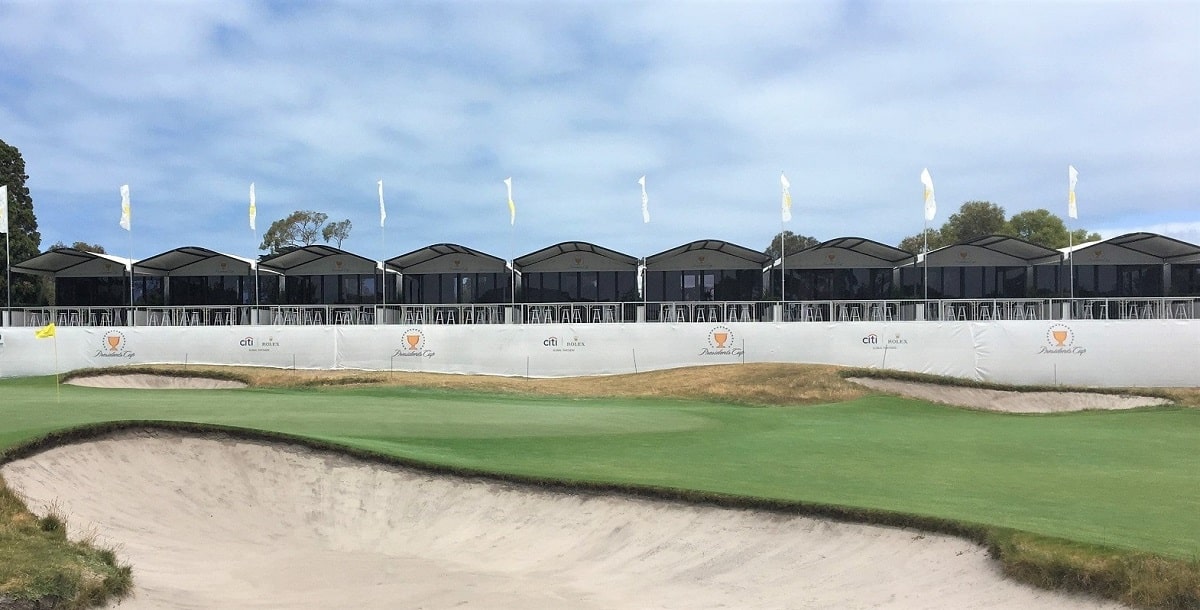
[
  {"xmin": 1067, "ymin": 165, "xmax": 1077, "ymax": 304},
  {"xmin": 378, "ymin": 179, "xmax": 387, "ymax": 321},
  {"xmin": 780, "ymin": 218, "xmax": 786, "ymax": 305},
  {"xmin": 504, "ymin": 178, "xmax": 516, "ymax": 313},
  {"xmin": 128, "ymin": 225, "xmax": 134, "ymax": 324},
  {"xmin": 1068, "ymin": 219, "xmax": 1074, "ymax": 302},
  {"xmin": 922, "ymin": 216, "xmax": 928, "ymax": 304},
  {"xmin": 920, "ymin": 168, "xmax": 935, "ymax": 307}
]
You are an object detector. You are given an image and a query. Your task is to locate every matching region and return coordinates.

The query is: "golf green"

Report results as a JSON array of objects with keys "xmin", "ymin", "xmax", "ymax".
[{"xmin": 2, "ymin": 375, "xmax": 1197, "ymax": 560}]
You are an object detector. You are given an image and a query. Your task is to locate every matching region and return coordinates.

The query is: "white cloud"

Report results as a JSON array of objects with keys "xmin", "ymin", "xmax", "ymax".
[{"xmin": 0, "ymin": 0, "xmax": 1196, "ymax": 260}]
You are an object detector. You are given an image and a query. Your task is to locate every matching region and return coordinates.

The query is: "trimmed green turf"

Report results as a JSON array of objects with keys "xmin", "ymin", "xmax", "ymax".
[{"xmin": 2, "ymin": 375, "xmax": 1198, "ymax": 560}]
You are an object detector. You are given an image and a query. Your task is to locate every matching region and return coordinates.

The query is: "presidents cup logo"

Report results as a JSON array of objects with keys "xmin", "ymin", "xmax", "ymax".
[
  {"xmin": 1040, "ymin": 324, "xmax": 1086, "ymax": 355},
  {"xmin": 701, "ymin": 326, "xmax": 743, "ymax": 356},
  {"xmin": 392, "ymin": 328, "xmax": 435, "ymax": 358},
  {"xmin": 96, "ymin": 330, "xmax": 135, "ymax": 359}
]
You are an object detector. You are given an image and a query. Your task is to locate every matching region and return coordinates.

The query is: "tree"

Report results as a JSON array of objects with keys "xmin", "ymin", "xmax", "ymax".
[
  {"xmin": 897, "ymin": 200, "xmax": 1100, "ymax": 251},
  {"xmin": 258, "ymin": 210, "xmax": 353, "ymax": 254},
  {"xmin": 50, "ymin": 240, "xmax": 106, "ymax": 254},
  {"xmin": 764, "ymin": 231, "xmax": 819, "ymax": 260},
  {"xmin": 1, "ymin": 139, "xmax": 43, "ymax": 307},
  {"xmin": 321, "ymin": 219, "xmax": 352, "ymax": 248},
  {"xmin": 1070, "ymin": 228, "xmax": 1102, "ymax": 246},
  {"xmin": 1006, "ymin": 209, "xmax": 1072, "ymax": 249},
  {"xmin": 898, "ymin": 228, "xmax": 948, "ymax": 254},
  {"xmin": 943, "ymin": 200, "xmax": 1007, "ymax": 243}
]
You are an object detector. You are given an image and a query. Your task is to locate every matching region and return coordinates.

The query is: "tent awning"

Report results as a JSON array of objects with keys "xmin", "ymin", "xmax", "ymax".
[{"xmin": 513, "ymin": 241, "xmax": 638, "ymax": 272}]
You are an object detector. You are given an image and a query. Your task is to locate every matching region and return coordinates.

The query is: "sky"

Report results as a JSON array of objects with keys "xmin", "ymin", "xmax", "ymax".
[{"xmin": 1, "ymin": 0, "xmax": 1197, "ymax": 263}]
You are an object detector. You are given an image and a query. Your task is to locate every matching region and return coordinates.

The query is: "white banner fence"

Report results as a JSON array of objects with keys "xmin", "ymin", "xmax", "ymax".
[{"xmin": 1, "ymin": 320, "xmax": 1196, "ymax": 387}]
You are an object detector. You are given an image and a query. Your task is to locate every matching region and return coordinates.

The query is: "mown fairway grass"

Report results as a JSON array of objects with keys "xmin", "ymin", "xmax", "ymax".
[{"xmin": 1, "ymin": 373, "xmax": 1197, "ymax": 561}]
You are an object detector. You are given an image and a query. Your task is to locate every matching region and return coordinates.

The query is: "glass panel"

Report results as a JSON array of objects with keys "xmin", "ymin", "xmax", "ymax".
[
  {"xmin": 1094, "ymin": 265, "xmax": 1118, "ymax": 297},
  {"xmin": 561, "ymin": 272, "xmax": 580, "ymax": 301},
  {"xmin": 959, "ymin": 267, "xmax": 981, "ymax": 299},
  {"xmin": 616, "ymin": 271, "xmax": 637, "ymax": 301},
  {"xmin": 421, "ymin": 274, "xmax": 440, "ymax": 304},
  {"xmin": 662, "ymin": 271, "xmax": 682, "ymax": 301},
  {"xmin": 1171, "ymin": 264, "xmax": 1200, "ymax": 296},
  {"xmin": 474, "ymin": 273, "xmax": 496, "ymax": 303},
  {"xmin": 459, "ymin": 274, "xmax": 474, "ymax": 304},
  {"xmin": 597, "ymin": 271, "xmax": 615, "ymax": 301},
  {"xmin": 338, "ymin": 275, "xmax": 357, "ymax": 304},
  {"xmin": 257, "ymin": 274, "xmax": 280, "ymax": 305},
  {"xmin": 580, "ymin": 271, "xmax": 598, "ymax": 301}
]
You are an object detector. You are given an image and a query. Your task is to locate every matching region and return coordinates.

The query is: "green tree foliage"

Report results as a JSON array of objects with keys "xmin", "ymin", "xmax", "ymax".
[
  {"xmin": 943, "ymin": 200, "xmax": 1007, "ymax": 243},
  {"xmin": 899, "ymin": 201, "xmax": 1100, "ymax": 251},
  {"xmin": 765, "ymin": 230, "xmax": 820, "ymax": 260},
  {"xmin": 321, "ymin": 219, "xmax": 352, "ymax": 248},
  {"xmin": 898, "ymin": 228, "xmax": 948, "ymax": 254},
  {"xmin": 259, "ymin": 210, "xmax": 353, "ymax": 254},
  {"xmin": 50, "ymin": 240, "xmax": 106, "ymax": 254},
  {"xmin": 1, "ymin": 139, "xmax": 43, "ymax": 306}
]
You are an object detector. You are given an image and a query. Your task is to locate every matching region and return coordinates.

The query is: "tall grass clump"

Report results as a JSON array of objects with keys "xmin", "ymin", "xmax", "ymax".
[{"xmin": 0, "ymin": 477, "xmax": 132, "ymax": 609}]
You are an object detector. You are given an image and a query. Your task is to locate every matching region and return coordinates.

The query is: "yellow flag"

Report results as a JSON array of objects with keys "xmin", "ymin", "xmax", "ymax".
[{"xmin": 35, "ymin": 323, "xmax": 56, "ymax": 339}]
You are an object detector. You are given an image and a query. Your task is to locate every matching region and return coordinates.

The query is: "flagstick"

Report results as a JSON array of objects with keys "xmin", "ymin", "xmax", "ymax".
[
  {"xmin": 4, "ymin": 187, "xmax": 10, "ymax": 323},
  {"xmin": 5, "ymin": 229, "xmax": 10, "ymax": 322},
  {"xmin": 53, "ymin": 333, "xmax": 60, "ymax": 403}
]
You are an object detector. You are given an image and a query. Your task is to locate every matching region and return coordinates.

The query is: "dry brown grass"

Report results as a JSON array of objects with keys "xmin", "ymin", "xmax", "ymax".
[{"xmin": 130, "ymin": 363, "xmax": 869, "ymax": 407}]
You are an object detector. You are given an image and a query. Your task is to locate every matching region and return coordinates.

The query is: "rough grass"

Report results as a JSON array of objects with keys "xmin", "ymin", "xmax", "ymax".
[
  {"xmin": 62, "ymin": 362, "xmax": 871, "ymax": 405},
  {"xmin": 0, "ymin": 476, "xmax": 132, "ymax": 610},
  {"xmin": 15, "ymin": 363, "xmax": 1200, "ymax": 609}
]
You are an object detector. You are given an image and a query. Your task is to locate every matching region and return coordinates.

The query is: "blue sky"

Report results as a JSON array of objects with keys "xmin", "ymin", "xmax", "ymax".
[{"xmin": 1, "ymin": 0, "xmax": 1197, "ymax": 263}]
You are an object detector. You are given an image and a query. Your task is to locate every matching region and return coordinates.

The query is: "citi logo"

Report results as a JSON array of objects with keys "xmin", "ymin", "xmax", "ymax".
[
  {"xmin": 240, "ymin": 337, "xmax": 255, "ymax": 347},
  {"xmin": 544, "ymin": 337, "xmax": 558, "ymax": 347},
  {"xmin": 862, "ymin": 334, "xmax": 879, "ymax": 344}
]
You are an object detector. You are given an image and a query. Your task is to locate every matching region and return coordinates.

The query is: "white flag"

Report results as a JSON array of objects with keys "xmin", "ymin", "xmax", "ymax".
[
  {"xmin": 249, "ymin": 183, "xmax": 257, "ymax": 232},
  {"xmin": 1068, "ymin": 165, "xmax": 1078, "ymax": 220},
  {"xmin": 638, "ymin": 175, "xmax": 649, "ymax": 223},
  {"xmin": 378, "ymin": 179, "xmax": 386, "ymax": 228},
  {"xmin": 119, "ymin": 184, "xmax": 131, "ymax": 231},
  {"xmin": 504, "ymin": 177, "xmax": 515, "ymax": 226},
  {"xmin": 920, "ymin": 168, "xmax": 936, "ymax": 222},
  {"xmin": 780, "ymin": 172, "xmax": 793, "ymax": 222},
  {"xmin": 0, "ymin": 184, "xmax": 8, "ymax": 234}
]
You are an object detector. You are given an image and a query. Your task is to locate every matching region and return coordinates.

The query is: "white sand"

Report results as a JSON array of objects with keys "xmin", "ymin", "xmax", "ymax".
[
  {"xmin": 847, "ymin": 377, "xmax": 1171, "ymax": 413},
  {"xmin": 65, "ymin": 374, "xmax": 246, "ymax": 390},
  {"xmin": 1, "ymin": 432, "xmax": 1125, "ymax": 609}
]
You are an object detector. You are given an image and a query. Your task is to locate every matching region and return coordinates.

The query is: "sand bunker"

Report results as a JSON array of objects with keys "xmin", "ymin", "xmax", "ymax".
[
  {"xmin": 65, "ymin": 374, "xmax": 246, "ymax": 390},
  {"xmin": 1, "ymin": 432, "xmax": 1123, "ymax": 609},
  {"xmin": 848, "ymin": 377, "xmax": 1171, "ymax": 413}
]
